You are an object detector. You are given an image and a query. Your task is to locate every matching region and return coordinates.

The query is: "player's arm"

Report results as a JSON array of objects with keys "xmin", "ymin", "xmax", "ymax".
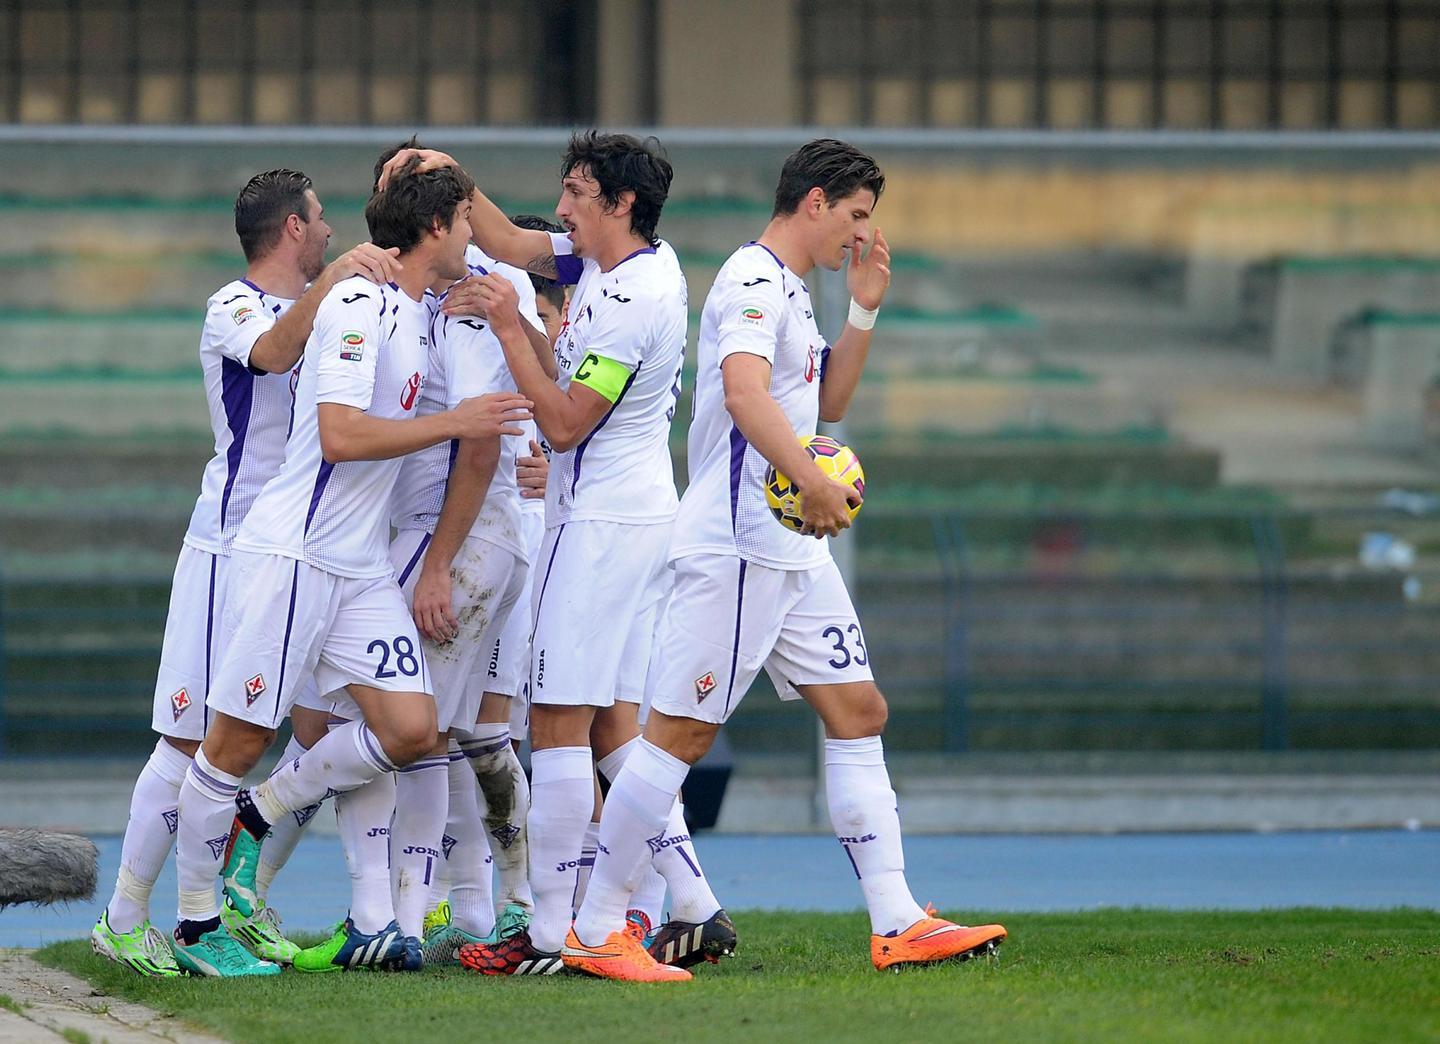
[
  {"xmin": 375, "ymin": 148, "xmax": 557, "ymax": 278},
  {"xmin": 817, "ymin": 229, "xmax": 890, "ymax": 422},
  {"xmin": 473, "ymin": 274, "xmax": 616, "ymax": 453},
  {"xmin": 722, "ymin": 354, "xmax": 858, "ymax": 539},
  {"xmin": 246, "ymin": 244, "xmax": 403, "ymax": 374},
  {"xmin": 441, "ymin": 276, "xmax": 559, "ymax": 379},
  {"xmin": 411, "ymin": 436, "xmax": 500, "ymax": 643},
  {"xmin": 317, "ymin": 401, "xmax": 527, "ymax": 463}
]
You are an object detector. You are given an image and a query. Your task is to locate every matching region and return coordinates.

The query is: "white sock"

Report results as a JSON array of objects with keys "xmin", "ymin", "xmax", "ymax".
[
  {"xmin": 334, "ymin": 772, "xmax": 397, "ymax": 934},
  {"xmin": 106, "ymin": 738, "xmax": 191, "ymax": 933},
  {"xmin": 597, "ymin": 738, "xmax": 719, "ymax": 925},
  {"xmin": 256, "ymin": 735, "xmax": 325, "ymax": 902},
  {"xmin": 253, "ymin": 720, "xmax": 394, "ymax": 825},
  {"xmin": 459, "ymin": 723, "xmax": 532, "ymax": 909},
  {"xmin": 174, "ymin": 748, "xmax": 242, "ymax": 924},
  {"xmin": 825, "ymin": 736, "xmax": 926, "ymax": 935},
  {"xmin": 443, "ymin": 750, "xmax": 495, "ymax": 938},
  {"xmin": 573, "ymin": 739, "xmax": 688, "ymax": 945},
  {"xmin": 390, "ymin": 753, "xmax": 450, "ymax": 938},
  {"xmin": 572, "ymin": 820, "xmax": 600, "ymax": 913},
  {"xmin": 526, "ymin": 746, "xmax": 595, "ymax": 952}
]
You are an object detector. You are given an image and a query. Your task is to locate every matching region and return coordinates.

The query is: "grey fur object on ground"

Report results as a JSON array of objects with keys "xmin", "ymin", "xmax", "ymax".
[{"xmin": 0, "ymin": 829, "xmax": 99, "ymax": 908}]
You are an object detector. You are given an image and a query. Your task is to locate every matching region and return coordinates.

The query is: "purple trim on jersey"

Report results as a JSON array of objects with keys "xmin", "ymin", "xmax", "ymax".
[
  {"xmin": 610, "ymin": 245, "xmax": 657, "ymax": 271},
  {"xmin": 239, "ymin": 278, "xmax": 267, "ymax": 298},
  {"xmin": 272, "ymin": 560, "xmax": 300, "ymax": 721},
  {"xmin": 304, "ymin": 461, "xmax": 335, "ymax": 534},
  {"xmin": 746, "ymin": 241, "xmax": 787, "ymax": 270},
  {"xmin": 819, "ymin": 344, "xmax": 832, "ymax": 383},
  {"xmin": 723, "ymin": 559, "xmax": 748, "ymax": 715},
  {"xmin": 396, "ymin": 532, "xmax": 433, "ymax": 587},
  {"xmin": 554, "ymin": 253, "xmax": 584, "ymax": 285},
  {"xmin": 728, "ymin": 424, "xmax": 748, "ymax": 532},
  {"xmin": 569, "ymin": 363, "xmax": 641, "ymax": 499},
  {"xmin": 218, "ymin": 357, "xmax": 255, "ymax": 536},
  {"xmin": 529, "ymin": 523, "xmax": 566, "ymax": 643}
]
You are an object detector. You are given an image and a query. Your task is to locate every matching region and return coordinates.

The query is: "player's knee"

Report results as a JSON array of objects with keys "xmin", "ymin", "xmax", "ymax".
[
  {"xmin": 163, "ymin": 735, "xmax": 201, "ymax": 759},
  {"xmin": 859, "ymin": 687, "xmax": 889, "ymax": 737},
  {"xmin": 378, "ymin": 713, "xmax": 439, "ymax": 768}
]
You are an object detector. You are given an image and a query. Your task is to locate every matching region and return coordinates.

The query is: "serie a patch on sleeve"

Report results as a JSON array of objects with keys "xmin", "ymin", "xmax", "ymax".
[
  {"xmin": 339, "ymin": 331, "xmax": 365, "ymax": 361},
  {"xmin": 232, "ymin": 304, "xmax": 257, "ymax": 325},
  {"xmin": 573, "ymin": 351, "xmax": 634, "ymax": 403}
]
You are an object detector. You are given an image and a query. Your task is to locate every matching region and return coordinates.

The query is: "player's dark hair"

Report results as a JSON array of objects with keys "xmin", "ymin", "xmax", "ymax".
[
  {"xmin": 234, "ymin": 168, "xmax": 314, "ymax": 262},
  {"xmin": 365, "ymin": 159, "xmax": 476, "ymax": 254},
  {"xmin": 771, "ymin": 139, "xmax": 885, "ymax": 218},
  {"xmin": 373, "ymin": 135, "xmax": 423, "ymax": 193},
  {"xmin": 560, "ymin": 130, "xmax": 672, "ymax": 247},
  {"xmin": 510, "ymin": 214, "xmax": 567, "ymax": 309}
]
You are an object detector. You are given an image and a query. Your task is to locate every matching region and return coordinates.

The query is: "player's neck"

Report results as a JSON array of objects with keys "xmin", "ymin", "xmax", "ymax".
[
  {"xmin": 245, "ymin": 256, "xmax": 307, "ymax": 301},
  {"xmin": 755, "ymin": 222, "xmax": 814, "ymax": 277},
  {"xmin": 392, "ymin": 250, "xmax": 438, "ymax": 302},
  {"xmin": 594, "ymin": 230, "xmax": 653, "ymax": 274}
]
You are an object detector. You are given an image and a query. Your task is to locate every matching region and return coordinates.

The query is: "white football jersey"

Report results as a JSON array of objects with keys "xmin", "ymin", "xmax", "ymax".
[
  {"xmin": 184, "ymin": 279, "xmax": 298, "ymax": 556},
  {"xmin": 234, "ymin": 276, "xmax": 432, "ymax": 579},
  {"xmin": 390, "ymin": 251, "xmax": 542, "ymax": 562},
  {"xmin": 670, "ymin": 242, "xmax": 832, "ymax": 570},
  {"xmin": 543, "ymin": 231, "xmax": 685, "ymax": 528}
]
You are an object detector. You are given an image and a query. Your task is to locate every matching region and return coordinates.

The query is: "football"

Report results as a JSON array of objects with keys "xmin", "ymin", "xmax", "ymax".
[{"xmin": 763, "ymin": 434, "xmax": 865, "ymax": 533}]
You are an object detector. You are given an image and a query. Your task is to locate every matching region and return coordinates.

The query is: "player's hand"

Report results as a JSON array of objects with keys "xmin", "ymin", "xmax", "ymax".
[
  {"xmin": 846, "ymin": 228, "xmax": 891, "ymax": 311},
  {"xmin": 451, "ymin": 392, "xmax": 532, "ymax": 439},
  {"xmin": 324, "ymin": 242, "xmax": 402, "ymax": 286},
  {"xmin": 517, "ymin": 438, "xmax": 548, "ymax": 499},
  {"xmin": 468, "ymin": 274, "xmax": 522, "ymax": 335},
  {"xmin": 797, "ymin": 469, "xmax": 861, "ymax": 539},
  {"xmin": 412, "ymin": 564, "xmax": 458, "ymax": 644},
  {"xmin": 376, "ymin": 148, "xmax": 461, "ymax": 190},
  {"xmin": 440, "ymin": 275, "xmax": 490, "ymax": 320}
]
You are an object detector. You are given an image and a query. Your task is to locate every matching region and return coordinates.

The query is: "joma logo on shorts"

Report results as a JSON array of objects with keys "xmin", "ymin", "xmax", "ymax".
[{"xmin": 535, "ymin": 649, "xmax": 545, "ymax": 688}]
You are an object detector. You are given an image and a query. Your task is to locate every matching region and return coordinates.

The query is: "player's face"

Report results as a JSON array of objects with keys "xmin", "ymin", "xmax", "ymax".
[
  {"xmin": 534, "ymin": 293, "xmax": 565, "ymax": 346},
  {"xmin": 815, "ymin": 188, "xmax": 876, "ymax": 272},
  {"xmin": 434, "ymin": 198, "xmax": 473, "ymax": 281},
  {"xmin": 555, "ymin": 166, "xmax": 609, "ymax": 258},
  {"xmin": 299, "ymin": 189, "xmax": 333, "ymax": 282}
]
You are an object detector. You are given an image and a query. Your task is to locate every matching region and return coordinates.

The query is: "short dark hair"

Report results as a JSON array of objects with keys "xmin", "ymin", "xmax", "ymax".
[
  {"xmin": 771, "ymin": 139, "xmax": 885, "ymax": 218},
  {"xmin": 373, "ymin": 135, "xmax": 422, "ymax": 193},
  {"xmin": 365, "ymin": 159, "xmax": 476, "ymax": 254},
  {"xmin": 234, "ymin": 169, "xmax": 314, "ymax": 262},
  {"xmin": 510, "ymin": 214, "xmax": 567, "ymax": 309},
  {"xmin": 561, "ymin": 130, "xmax": 672, "ymax": 246}
]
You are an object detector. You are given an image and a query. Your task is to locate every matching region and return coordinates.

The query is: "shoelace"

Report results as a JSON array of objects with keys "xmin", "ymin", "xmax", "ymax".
[
  {"xmin": 210, "ymin": 931, "xmax": 255, "ymax": 971},
  {"xmin": 142, "ymin": 925, "xmax": 177, "ymax": 966},
  {"xmin": 256, "ymin": 905, "xmax": 283, "ymax": 933}
]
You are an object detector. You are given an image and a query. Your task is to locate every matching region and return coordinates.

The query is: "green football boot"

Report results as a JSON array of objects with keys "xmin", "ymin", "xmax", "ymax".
[
  {"xmin": 221, "ymin": 897, "xmax": 301, "ymax": 965},
  {"xmin": 90, "ymin": 912, "xmax": 184, "ymax": 977},
  {"xmin": 171, "ymin": 924, "xmax": 281, "ymax": 977},
  {"xmin": 422, "ymin": 899, "xmax": 452, "ymax": 938},
  {"xmin": 483, "ymin": 901, "xmax": 532, "ymax": 944},
  {"xmin": 220, "ymin": 819, "xmax": 265, "ymax": 918}
]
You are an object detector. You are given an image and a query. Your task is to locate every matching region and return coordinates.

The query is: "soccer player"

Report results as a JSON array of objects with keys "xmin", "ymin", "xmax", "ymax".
[
  {"xmin": 385, "ymin": 230, "xmax": 548, "ymax": 961},
  {"xmin": 377, "ymin": 134, "xmax": 726, "ymax": 979},
  {"xmin": 90, "ymin": 169, "xmax": 401, "ymax": 977},
  {"xmin": 171, "ymin": 162, "xmax": 532, "ymax": 974},
  {"xmin": 565, "ymin": 139, "xmax": 1008, "ymax": 980}
]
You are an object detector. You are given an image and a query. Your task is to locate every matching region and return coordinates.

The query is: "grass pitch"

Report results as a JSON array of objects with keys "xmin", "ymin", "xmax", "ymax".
[{"xmin": 36, "ymin": 909, "xmax": 1440, "ymax": 1043}]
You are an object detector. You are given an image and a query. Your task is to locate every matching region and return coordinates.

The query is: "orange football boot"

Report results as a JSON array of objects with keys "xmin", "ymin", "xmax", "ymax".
[
  {"xmin": 871, "ymin": 904, "xmax": 1006, "ymax": 971},
  {"xmin": 561, "ymin": 926, "xmax": 692, "ymax": 982}
]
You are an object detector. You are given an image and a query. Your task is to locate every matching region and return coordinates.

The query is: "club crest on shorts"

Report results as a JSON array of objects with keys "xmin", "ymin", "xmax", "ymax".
[
  {"xmin": 695, "ymin": 671, "xmax": 718, "ymax": 701},
  {"xmin": 169, "ymin": 687, "xmax": 191, "ymax": 721},
  {"xmin": 244, "ymin": 673, "xmax": 267, "ymax": 705}
]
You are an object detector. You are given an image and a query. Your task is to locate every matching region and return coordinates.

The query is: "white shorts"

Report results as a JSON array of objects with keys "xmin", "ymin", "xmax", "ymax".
[
  {"xmin": 647, "ymin": 554, "xmax": 874, "ymax": 726},
  {"xmin": 388, "ymin": 529, "xmax": 524, "ymax": 733},
  {"xmin": 206, "ymin": 551, "xmax": 433, "ymax": 730},
  {"xmin": 530, "ymin": 519, "xmax": 670, "ymax": 709},
  {"xmin": 151, "ymin": 544, "xmax": 230, "ymax": 741}
]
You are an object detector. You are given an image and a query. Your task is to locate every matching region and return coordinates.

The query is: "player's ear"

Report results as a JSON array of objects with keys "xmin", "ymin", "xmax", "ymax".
[
  {"xmin": 610, "ymin": 188, "xmax": 635, "ymax": 219},
  {"xmin": 285, "ymin": 211, "xmax": 306, "ymax": 241},
  {"xmin": 805, "ymin": 186, "xmax": 827, "ymax": 218}
]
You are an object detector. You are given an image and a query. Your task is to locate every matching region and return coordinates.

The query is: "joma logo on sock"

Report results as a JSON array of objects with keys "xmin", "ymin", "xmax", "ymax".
[
  {"xmin": 554, "ymin": 858, "xmax": 586, "ymax": 872},
  {"xmin": 837, "ymin": 833, "xmax": 878, "ymax": 844},
  {"xmin": 366, "ymin": 827, "xmax": 390, "ymax": 837},
  {"xmin": 403, "ymin": 845, "xmax": 439, "ymax": 858},
  {"xmin": 646, "ymin": 832, "xmax": 690, "ymax": 855}
]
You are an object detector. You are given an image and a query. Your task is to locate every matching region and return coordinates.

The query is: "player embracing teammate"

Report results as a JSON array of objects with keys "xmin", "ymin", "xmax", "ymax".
[{"xmin": 564, "ymin": 139, "xmax": 1008, "ymax": 980}]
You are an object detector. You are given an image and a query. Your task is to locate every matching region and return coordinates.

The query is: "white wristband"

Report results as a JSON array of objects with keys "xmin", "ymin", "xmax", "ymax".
[{"xmin": 848, "ymin": 299, "xmax": 879, "ymax": 331}]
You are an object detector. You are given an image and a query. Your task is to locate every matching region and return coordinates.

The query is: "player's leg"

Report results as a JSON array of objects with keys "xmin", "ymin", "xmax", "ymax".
[
  {"xmin": 94, "ymin": 546, "xmax": 216, "ymax": 976},
  {"xmin": 460, "ymin": 690, "xmax": 532, "ymax": 928},
  {"xmin": 591, "ymin": 707, "xmax": 673, "ymax": 939},
  {"xmin": 421, "ymin": 739, "xmax": 495, "ymax": 963},
  {"xmin": 775, "ymin": 560, "xmax": 1005, "ymax": 970},
  {"xmin": 571, "ymin": 773, "xmax": 604, "ymax": 912},
  {"xmin": 565, "ymin": 554, "xmax": 779, "ymax": 981}
]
